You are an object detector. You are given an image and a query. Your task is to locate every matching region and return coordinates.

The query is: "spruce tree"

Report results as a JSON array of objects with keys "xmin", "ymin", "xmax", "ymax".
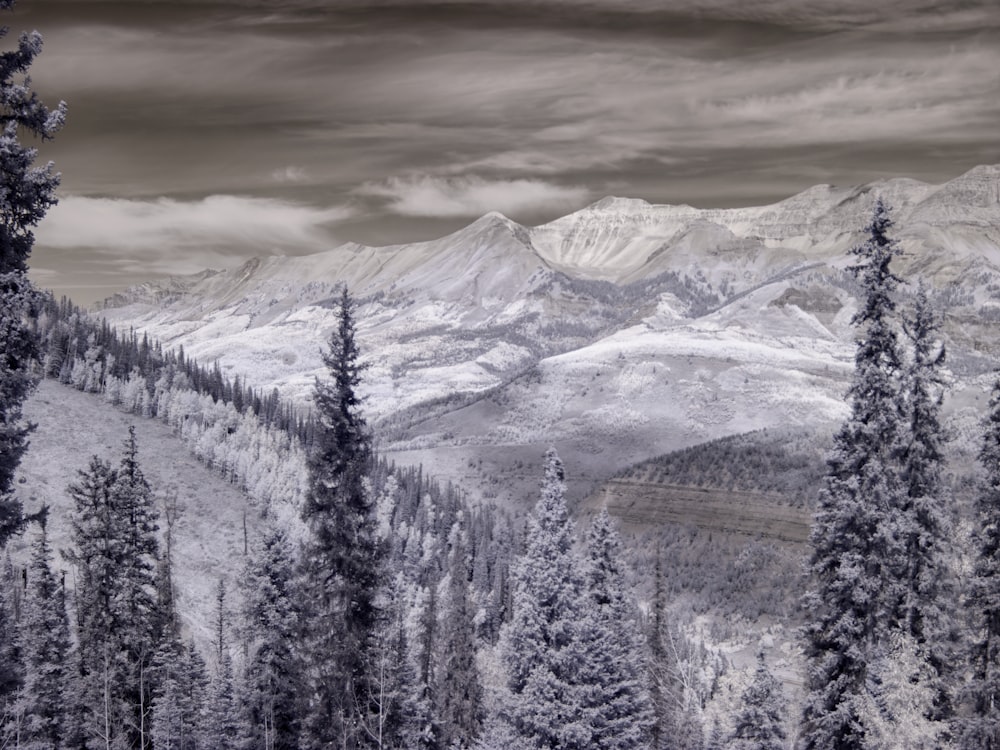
[
  {"xmin": 730, "ymin": 652, "xmax": 786, "ymax": 750},
  {"xmin": 239, "ymin": 527, "xmax": 300, "ymax": 750},
  {"xmin": 898, "ymin": 284, "xmax": 954, "ymax": 716},
  {"xmin": 64, "ymin": 455, "xmax": 130, "ymax": 749},
  {"xmin": 496, "ymin": 448, "xmax": 589, "ymax": 749},
  {"xmin": 801, "ymin": 198, "xmax": 909, "ymax": 750},
  {"xmin": 64, "ymin": 430, "xmax": 163, "ymax": 750},
  {"xmin": 0, "ymin": 552, "xmax": 22, "ymax": 729},
  {"xmin": 0, "ymin": 0, "xmax": 66, "ymax": 547},
  {"xmin": 114, "ymin": 426, "xmax": 161, "ymax": 747},
  {"xmin": 298, "ymin": 286, "xmax": 382, "ymax": 749},
  {"xmin": 150, "ymin": 638, "xmax": 209, "ymax": 750},
  {"xmin": 434, "ymin": 524, "xmax": 482, "ymax": 749},
  {"xmin": 962, "ymin": 378, "xmax": 1000, "ymax": 749},
  {"xmin": 203, "ymin": 580, "xmax": 239, "ymax": 749},
  {"xmin": 578, "ymin": 509, "xmax": 654, "ymax": 750},
  {"xmin": 19, "ymin": 513, "xmax": 71, "ymax": 748}
]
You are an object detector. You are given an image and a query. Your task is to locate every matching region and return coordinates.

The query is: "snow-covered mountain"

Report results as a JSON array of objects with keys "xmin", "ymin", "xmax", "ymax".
[{"xmin": 96, "ymin": 165, "xmax": 1000, "ymax": 505}]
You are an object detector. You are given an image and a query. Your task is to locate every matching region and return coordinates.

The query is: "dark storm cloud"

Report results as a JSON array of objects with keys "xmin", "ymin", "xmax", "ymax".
[{"xmin": 13, "ymin": 0, "xmax": 1000, "ymax": 302}]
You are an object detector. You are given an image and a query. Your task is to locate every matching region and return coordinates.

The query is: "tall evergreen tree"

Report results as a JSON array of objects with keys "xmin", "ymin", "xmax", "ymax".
[
  {"xmin": 730, "ymin": 652, "xmax": 786, "ymax": 750},
  {"xmin": 298, "ymin": 286, "xmax": 382, "ymax": 749},
  {"xmin": 203, "ymin": 580, "xmax": 239, "ymax": 749},
  {"xmin": 64, "ymin": 430, "xmax": 163, "ymax": 750},
  {"xmin": 434, "ymin": 524, "xmax": 482, "ymax": 749},
  {"xmin": 18, "ymin": 513, "xmax": 71, "ymax": 748},
  {"xmin": 578, "ymin": 509, "xmax": 654, "ymax": 750},
  {"xmin": 495, "ymin": 448, "xmax": 589, "ymax": 749},
  {"xmin": 962, "ymin": 378, "xmax": 1000, "ymax": 749},
  {"xmin": 0, "ymin": 0, "xmax": 66, "ymax": 547},
  {"xmin": 801, "ymin": 198, "xmax": 909, "ymax": 750},
  {"xmin": 239, "ymin": 527, "xmax": 300, "ymax": 750},
  {"xmin": 897, "ymin": 283, "xmax": 955, "ymax": 717},
  {"xmin": 0, "ymin": 555, "xmax": 19, "ymax": 736},
  {"xmin": 150, "ymin": 638, "xmax": 209, "ymax": 750},
  {"xmin": 114, "ymin": 426, "xmax": 161, "ymax": 747},
  {"xmin": 64, "ymin": 454, "xmax": 130, "ymax": 749}
]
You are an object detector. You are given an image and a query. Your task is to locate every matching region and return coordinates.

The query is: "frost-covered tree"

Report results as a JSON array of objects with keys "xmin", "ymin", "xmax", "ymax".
[
  {"xmin": 297, "ymin": 286, "xmax": 383, "ymax": 749},
  {"xmin": 493, "ymin": 448, "xmax": 589, "ymax": 749},
  {"xmin": 434, "ymin": 525, "xmax": 482, "ymax": 749},
  {"xmin": 962, "ymin": 378, "xmax": 1000, "ymax": 749},
  {"xmin": 0, "ymin": 277, "xmax": 36, "ymax": 546},
  {"xmin": 0, "ymin": 0, "xmax": 66, "ymax": 547},
  {"xmin": 64, "ymin": 454, "xmax": 130, "ymax": 748},
  {"xmin": 578, "ymin": 509, "xmax": 654, "ymax": 750},
  {"xmin": 203, "ymin": 580, "xmax": 239, "ymax": 749},
  {"xmin": 64, "ymin": 429, "xmax": 163, "ymax": 750},
  {"xmin": 14, "ymin": 514, "xmax": 71, "ymax": 748},
  {"xmin": 730, "ymin": 652, "xmax": 786, "ymax": 750},
  {"xmin": 150, "ymin": 638, "xmax": 208, "ymax": 750},
  {"xmin": 859, "ymin": 633, "xmax": 949, "ymax": 750},
  {"xmin": 0, "ymin": 552, "xmax": 22, "ymax": 737},
  {"xmin": 897, "ymin": 284, "xmax": 955, "ymax": 715},
  {"xmin": 239, "ymin": 527, "xmax": 300, "ymax": 750},
  {"xmin": 801, "ymin": 198, "xmax": 909, "ymax": 750}
]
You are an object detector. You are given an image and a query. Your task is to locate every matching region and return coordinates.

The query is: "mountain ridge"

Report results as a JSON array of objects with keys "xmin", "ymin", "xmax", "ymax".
[{"xmin": 92, "ymin": 164, "xmax": 1000, "ymax": 505}]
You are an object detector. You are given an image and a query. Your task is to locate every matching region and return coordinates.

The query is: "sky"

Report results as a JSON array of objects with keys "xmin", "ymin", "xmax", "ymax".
[{"xmin": 10, "ymin": 0, "xmax": 1000, "ymax": 304}]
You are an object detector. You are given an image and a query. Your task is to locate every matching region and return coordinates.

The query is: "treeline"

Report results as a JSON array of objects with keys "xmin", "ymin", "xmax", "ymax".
[
  {"xmin": 28, "ymin": 294, "xmax": 311, "ymax": 511},
  {"xmin": 618, "ymin": 428, "xmax": 828, "ymax": 507},
  {"xmin": 34, "ymin": 294, "xmax": 309, "ymax": 437}
]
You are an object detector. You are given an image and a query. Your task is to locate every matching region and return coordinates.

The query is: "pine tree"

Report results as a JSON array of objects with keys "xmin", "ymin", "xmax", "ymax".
[
  {"xmin": 962, "ymin": 378, "xmax": 1000, "ymax": 749},
  {"xmin": 114, "ymin": 426, "xmax": 161, "ymax": 747},
  {"xmin": 297, "ymin": 286, "xmax": 383, "ymax": 749},
  {"xmin": 495, "ymin": 448, "xmax": 589, "ymax": 749},
  {"xmin": 64, "ymin": 454, "xmax": 130, "ymax": 749},
  {"xmin": 203, "ymin": 580, "xmax": 239, "ymax": 749},
  {"xmin": 730, "ymin": 652, "xmax": 786, "ymax": 750},
  {"xmin": 151, "ymin": 638, "xmax": 209, "ymax": 750},
  {"xmin": 801, "ymin": 198, "xmax": 909, "ymax": 750},
  {"xmin": 18, "ymin": 513, "xmax": 71, "ymax": 748},
  {"xmin": 578, "ymin": 509, "xmax": 654, "ymax": 750},
  {"xmin": 0, "ymin": 552, "xmax": 22, "ymax": 729},
  {"xmin": 897, "ymin": 283, "xmax": 954, "ymax": 717},
  {"xmin": 434, "ymin": 524, "xmax": 482, "ymax": 749},
  {"xmin": 0, "ymin": 0, "xmax": 66, "ymax": 547},
  {"xmin": 860, "ymin": 633, "xmax": 949, "ymax": 750},
  {"xmin": 239, "ymin": 527, "xmax": 300, "ymax": 750},
  {"xmin": 64, "ymin": 430, "xmax": 163, "ymax": 750}
]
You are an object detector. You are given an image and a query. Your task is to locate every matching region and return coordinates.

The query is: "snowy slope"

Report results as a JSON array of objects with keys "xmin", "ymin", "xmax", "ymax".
[
  {"xmin": 12, "ymin": 379, "xmax": 265, "ymax": 650},
  {"xmin": 95, "ymin": 165, "xmax": 1000, "ymax": 505}
]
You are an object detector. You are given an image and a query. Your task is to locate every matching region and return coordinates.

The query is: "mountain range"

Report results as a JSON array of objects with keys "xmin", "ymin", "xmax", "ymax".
[{"xmin": 95, "ymin": 164, "xmax": 1000, "ymax": 507}]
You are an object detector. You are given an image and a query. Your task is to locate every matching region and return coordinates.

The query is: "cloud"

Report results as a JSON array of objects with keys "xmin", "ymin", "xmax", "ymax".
[
  {"xmin": 271, "ymin": 166, "xmax": 309, "ymax": 183},
  {"xmin": 36, "ymin": 194, "xmax": 352, "ymax": 255},
  {"xmin": 358, "ymin": 175, "xmax": 590, "ymax": 217}
]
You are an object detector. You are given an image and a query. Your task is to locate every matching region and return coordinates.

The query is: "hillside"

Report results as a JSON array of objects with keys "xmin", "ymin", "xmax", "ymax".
[{"xmin": 10, "ymin": 378, "xmax": 265, "ymax": 649}]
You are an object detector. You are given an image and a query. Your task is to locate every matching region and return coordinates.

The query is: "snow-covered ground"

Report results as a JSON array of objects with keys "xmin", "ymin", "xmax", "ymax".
[
  {"xmin": 93, "ymin": 165, "xmax": 1000, "ymax": 505},
  {"xmin": 13, "ymin": 379, "xmax": 266, "ymax": 653}
]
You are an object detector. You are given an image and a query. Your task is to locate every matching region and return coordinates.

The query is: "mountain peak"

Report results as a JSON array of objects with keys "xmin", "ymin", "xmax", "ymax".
[{"xmin": 587, "ymin": 196, "xmax": 655, "ymax": 212}]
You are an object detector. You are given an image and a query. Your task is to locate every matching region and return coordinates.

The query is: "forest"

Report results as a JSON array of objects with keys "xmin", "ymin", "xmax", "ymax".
[{"xmin": 3, "ymin": 2, "xmax": 1000, "ymax": 748}]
